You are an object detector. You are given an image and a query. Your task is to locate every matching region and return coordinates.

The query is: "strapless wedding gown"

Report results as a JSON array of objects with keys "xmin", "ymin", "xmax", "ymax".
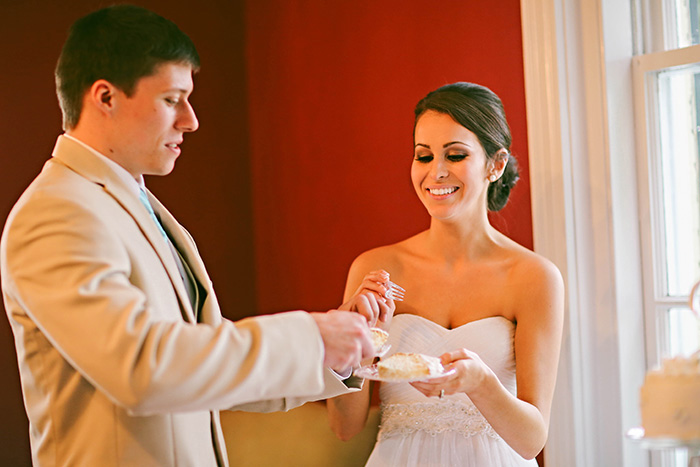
[{"xmin": 365, "ymin": 314, "xmax": 538, "ymax": 466}]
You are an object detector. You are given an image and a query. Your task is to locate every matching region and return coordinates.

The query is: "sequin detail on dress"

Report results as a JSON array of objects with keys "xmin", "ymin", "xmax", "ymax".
[{"xmin": 378, "ymin": 400, "xmax": 500, "ymax": 440}]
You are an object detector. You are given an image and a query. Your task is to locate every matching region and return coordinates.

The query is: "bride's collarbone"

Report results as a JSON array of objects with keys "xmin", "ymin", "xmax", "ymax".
[{"xmin": 398, "ymin": 290, "xmax": 507, "ymax": 314}]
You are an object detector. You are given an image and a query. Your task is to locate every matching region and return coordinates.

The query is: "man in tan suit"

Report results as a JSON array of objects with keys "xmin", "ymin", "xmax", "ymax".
[{"xmin": 0, "ymin": 5, "xmax": 391, "ymax": 466}]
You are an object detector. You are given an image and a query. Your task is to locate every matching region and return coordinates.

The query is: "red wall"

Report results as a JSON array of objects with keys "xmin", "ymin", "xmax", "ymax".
[
  {"xmin": 0, "ymin": 1, "xmax": 532, "ymax": 464},
  {"xmin": 246, "ymin": 0, "xmax": 532, "ymax": 315},
  {"xmin": 0, "ymin": 1, "xmax": 252, "ymax": 464}
]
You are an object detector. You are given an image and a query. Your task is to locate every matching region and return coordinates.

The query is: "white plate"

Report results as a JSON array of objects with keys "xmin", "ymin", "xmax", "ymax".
[
  {"xmin": 353, "ymin": 363, "xmax": 456, "ymax": 382},
  {"xmin": 625, "ymin": 427, "xmax": 700, "ymax": 450},
  {"xmin": 375, "ymin": 343, "xmax": 391, "ymax": 358}
]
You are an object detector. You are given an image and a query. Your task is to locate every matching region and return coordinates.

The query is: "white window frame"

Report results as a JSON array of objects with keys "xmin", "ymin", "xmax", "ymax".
[
  {"xmin": 521, "ymin": 0, "xmax": 648, "ymax": 465},
  {"xmin": 632, "ymin": 45, "xmax": 700, "ymax": 375}
]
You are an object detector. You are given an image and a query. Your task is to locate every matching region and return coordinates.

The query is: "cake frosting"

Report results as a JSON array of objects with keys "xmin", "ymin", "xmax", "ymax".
[
  {"xmin": 640, "ymin": 352, "xmax": 700, "ymax": 439},
  {"xmin": 377, "ymin": 352, "xmax": 443, "ymax": 380},
  {"xmin": 370, "ymin": 328, "xmax": 389, "ymax": 354}
]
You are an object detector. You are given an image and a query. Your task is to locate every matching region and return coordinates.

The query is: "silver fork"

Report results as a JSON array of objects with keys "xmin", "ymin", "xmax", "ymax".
[{"xmin": 387, "ymin": 281, "xmax": 405, "ymax": 302}]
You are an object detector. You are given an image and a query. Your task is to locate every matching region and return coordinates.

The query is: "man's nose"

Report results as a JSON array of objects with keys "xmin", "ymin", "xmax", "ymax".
[{"xmin": 177, "ymin": 101, "xmax": 199, "ymax": 132}]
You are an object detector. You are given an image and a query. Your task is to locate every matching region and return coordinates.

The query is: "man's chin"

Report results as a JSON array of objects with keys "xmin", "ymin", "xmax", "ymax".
[{"xmin": 145, "ymin": 162, "xmax": 177, "ymax": 177}]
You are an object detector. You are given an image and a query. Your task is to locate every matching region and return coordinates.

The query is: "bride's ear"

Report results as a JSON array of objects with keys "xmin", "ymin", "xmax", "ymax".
[{"xmin": 488, "ymin": 149, "xmax": 509, "ymax": 181}]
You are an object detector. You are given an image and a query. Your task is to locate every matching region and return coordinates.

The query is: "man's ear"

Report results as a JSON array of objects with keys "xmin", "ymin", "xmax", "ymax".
[{"xmin": 87, "ymin": 79, "xmax": 118, "ymax": 115}]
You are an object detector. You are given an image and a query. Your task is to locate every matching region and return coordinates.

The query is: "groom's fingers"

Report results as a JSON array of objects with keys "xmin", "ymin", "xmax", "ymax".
[{"xmin": 310, "ymin": 310, "xmax": 373, "ymax": 372}]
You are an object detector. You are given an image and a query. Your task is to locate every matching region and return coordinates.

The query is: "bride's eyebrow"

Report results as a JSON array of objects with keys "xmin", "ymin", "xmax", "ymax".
[
  {"xmin": 414, "ymin": 141, "xmax": 472, "ymax": 149},
  {"xmin": 444, "ymin": 141, "xmax": 469, "ymax": 148}
]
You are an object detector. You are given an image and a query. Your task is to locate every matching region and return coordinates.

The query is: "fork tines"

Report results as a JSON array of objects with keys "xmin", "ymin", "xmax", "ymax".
[{"xmin": 387, "ymin": 281, "xmax": 405, "ymax": 302}]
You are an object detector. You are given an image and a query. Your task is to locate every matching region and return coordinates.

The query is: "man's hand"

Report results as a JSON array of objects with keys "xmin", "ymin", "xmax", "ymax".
[{"xmin": 310, "ymin": 310, "xmax": 374, "ymax": 374}]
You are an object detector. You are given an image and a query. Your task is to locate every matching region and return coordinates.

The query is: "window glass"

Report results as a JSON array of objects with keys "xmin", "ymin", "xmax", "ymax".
[
  {"xmin": 666, "ymin": 307, "xmax": 700, "ymax": 357},
  {"xmin": 656, "ymin": 64, "xmax": 700, "ymax": 297},
  {"xmin": 670, "ymin": 0, "xmax": 700, "ymax": 48},
  {"xmin": 633, "ymin": 2, "xmax": 700, "ymax": 466}
]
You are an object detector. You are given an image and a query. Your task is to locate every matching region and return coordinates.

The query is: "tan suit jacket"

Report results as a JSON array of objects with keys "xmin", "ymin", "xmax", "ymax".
[{"xmin": 1, "ymin": 136, "xmax": 354, "ymax": 466}]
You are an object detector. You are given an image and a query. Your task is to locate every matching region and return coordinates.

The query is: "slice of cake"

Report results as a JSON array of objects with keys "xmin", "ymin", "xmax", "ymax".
[
  {"xmin": 640, "ymin": 352, "xmax": 700, "ymax": 439},
  {"xmin": 377, "ymin": 352, "xmax": 443, "ymax": 380},
  {"xmin": 370, "ymin": 328, "xmax": 389, "ymax": 354}
]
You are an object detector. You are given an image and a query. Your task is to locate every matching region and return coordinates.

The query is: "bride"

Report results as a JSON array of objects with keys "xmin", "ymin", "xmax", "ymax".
[{"xmin": 328, "ymin": 82, "xmax": 564, "ymax": 466}]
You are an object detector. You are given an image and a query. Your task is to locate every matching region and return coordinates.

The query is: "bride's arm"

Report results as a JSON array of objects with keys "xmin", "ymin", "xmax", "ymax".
[
  {"xmin": 327, "ymin": 260, "xmax": 395, "ymax": 440},
  {"xmin": 482, "ymin": 257, "xmax": 563, "ymax": 458},
  {"xmin": 412, "ymin": 256, "xmax": 564, "ymax": 459},
  {"xmin": 327, "ymin": 376, "xmax": 374, "ymax": 441}
]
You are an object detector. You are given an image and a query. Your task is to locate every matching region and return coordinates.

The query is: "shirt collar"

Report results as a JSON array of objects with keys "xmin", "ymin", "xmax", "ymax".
[{"xmin": 61, "ymin": 134, "xmax": 146, "ymax": 196}]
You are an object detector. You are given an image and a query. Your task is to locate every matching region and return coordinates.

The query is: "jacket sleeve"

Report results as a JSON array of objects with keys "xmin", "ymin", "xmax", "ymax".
[
  {"xmin": 229, "ymin": 368, "xmax": 363, "ymax": 413},
  {"xmin": 1, "ymin": 190, "xmax": 329, "ymax": 416}
]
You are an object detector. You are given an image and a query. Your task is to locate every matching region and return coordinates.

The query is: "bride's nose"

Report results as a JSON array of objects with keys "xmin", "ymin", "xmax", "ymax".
[{"xmin": 430, "ymin": 158, "xmax": 449, "ymax": 180}]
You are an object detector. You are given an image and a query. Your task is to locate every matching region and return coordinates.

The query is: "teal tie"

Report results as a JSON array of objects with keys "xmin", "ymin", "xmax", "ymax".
[
  {"xmin": 138, "ymin": 188, "xmax": 200, "ymax": 317},
  {"xmin": 139, "ymin": 188, "xmax": 169, "ymax": 241}
]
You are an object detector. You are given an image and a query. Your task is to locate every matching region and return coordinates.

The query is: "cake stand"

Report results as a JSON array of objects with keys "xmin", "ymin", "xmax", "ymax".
[{"xmin": 626, "ymin": 428, "xmax": 700, "ymax": 467}]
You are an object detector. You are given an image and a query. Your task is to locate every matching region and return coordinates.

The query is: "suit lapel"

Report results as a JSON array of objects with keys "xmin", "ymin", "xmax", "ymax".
[
  {"xmin": 151, "ymin": 197, "xmax": 220, "ymax": 326},
  {"xmin": 50, "ymin": 136, "xmax": 197, "ymax": 323}
]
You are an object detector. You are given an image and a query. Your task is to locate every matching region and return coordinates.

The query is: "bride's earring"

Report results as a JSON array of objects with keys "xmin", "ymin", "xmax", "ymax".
[{"xmin": 488, "ymin": 174, "xmax": 497, "ymax": 182}]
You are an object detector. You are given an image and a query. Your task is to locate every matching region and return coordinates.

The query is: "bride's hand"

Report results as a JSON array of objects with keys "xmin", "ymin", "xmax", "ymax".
[
  {"xmin": 338, "ymin": 270, "xmax": 396, "ymax": 327},
  {"xmin": 410, "ymin": 348, "xmax": 490, "ymax": 398}
]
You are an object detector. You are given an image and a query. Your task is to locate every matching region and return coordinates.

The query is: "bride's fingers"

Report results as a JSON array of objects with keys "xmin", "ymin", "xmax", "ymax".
[
  {"xmin": 366, "ymin": 270, "xmax": 390, "ymax": 281},
  {"xmin": 358, "ymin": 270, "xmax": 390, "ymax": 288},
  {"xmin": 355, "ymin": 270, "xmax": 394, "ymax": 298},
  {"xmin": 358, "ymin": 290, "xmax": 394, "ymax": 326},
  {"xmin": 354, "ymin": 293, "xmax": 380, "ymax": 326},
  {"xmin": 369, "ymin": 291, "xmax": 396, "ymax": 325},
  {"xmin": 440, "ymin": 348, "xmax": 474, "ymax": 364},
  {"xmin": 377, "ymin": 297, "xmax": 394, "ymax": 323},
  {"xmin": 408, "ymin": 381, "xmax": 433, "ymax": 395},
  {"xmin": 357, "ymin": 278, "xmax": 391, "ymax": 300},
  {"xmin": 410, "ymin": 379, "xmax": 454, "ymax": 397},
  {"xmin": 411, "ymin": 370, "xmax": 453, "ymax": 389}
]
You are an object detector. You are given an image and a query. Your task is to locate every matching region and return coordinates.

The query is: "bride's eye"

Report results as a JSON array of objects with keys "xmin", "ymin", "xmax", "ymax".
[
  {"xmin": 447, "ymin": 153, "xmax": 468, "ymax": 162},
  {"xmin": 414, "ymin": 154, "xmax": 433, "ymax": 163}
]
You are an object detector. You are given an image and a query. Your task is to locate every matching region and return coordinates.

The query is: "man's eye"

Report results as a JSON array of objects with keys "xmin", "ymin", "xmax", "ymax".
[
  {"xmin": 165, "ymin": 98, "xmax": 179, "ymax": 105},
  {"xmin": 414, "ymin": 155, "xmax": 433, "ymax": 163}
]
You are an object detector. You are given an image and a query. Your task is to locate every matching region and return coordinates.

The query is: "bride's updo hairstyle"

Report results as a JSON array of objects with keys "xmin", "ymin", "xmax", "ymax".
[{"xmin": 413, "ymin": 82, "xmax": 519, "ymax": 212}]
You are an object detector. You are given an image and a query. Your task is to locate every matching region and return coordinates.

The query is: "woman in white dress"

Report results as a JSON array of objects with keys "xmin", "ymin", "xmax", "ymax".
[{"xmin": 328, "ymin": 82, "xmax": 565, "ymax": 466}]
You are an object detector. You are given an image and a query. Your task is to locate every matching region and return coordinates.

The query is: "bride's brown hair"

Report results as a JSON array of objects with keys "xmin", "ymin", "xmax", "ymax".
[{"xmin": 414, "ymin": 82, "xmax": 519, "ymax": 212}]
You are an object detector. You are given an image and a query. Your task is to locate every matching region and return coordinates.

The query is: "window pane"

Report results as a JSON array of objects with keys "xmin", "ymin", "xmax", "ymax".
[
  {"xmin": 665, "ymin": 307, "xmax": 700, "ymax": 357},
  {"xmin": 653, "ymin": 449, "xmax": 690, "ymax": 467},
  {"xmin": 671, "ymin": 0, "xmax": 700, "ymax": 48},
  {"xmin": 656, "ymin": 64, "xmax": 700, "ymax": 297}
]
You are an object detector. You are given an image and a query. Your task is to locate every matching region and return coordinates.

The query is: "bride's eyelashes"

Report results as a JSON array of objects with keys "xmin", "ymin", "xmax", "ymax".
[
  {"xmin": 446, "ymin": 153, "xmax": 468, "ymax": 162},
  {"xmin": 413, "ymin": 153, "xmax": 469, "ymax": 163}
]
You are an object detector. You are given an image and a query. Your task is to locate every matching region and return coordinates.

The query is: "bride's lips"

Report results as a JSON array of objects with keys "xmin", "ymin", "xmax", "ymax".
[{"xmin": 426, "ymin": 186, "xmax": 459, "ymax": 199}]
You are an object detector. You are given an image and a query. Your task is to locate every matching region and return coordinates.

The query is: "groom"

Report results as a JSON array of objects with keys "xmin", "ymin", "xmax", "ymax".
[{"xmin": 0, "ymin": 5, "xmax": 385, "ymax": 466}]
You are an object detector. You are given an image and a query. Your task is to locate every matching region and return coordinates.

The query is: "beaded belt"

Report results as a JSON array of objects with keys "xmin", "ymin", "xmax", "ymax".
[{"xmin": 378, "ymin": 400, "xmax": 499, "ymax": 440}]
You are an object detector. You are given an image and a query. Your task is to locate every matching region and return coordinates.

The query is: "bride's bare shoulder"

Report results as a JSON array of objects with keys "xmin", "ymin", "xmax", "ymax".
[
  {"xmin": 350, "ymin": 232, "xmax": 426, "ymax": 272},
  {"xmin": 504, "ymin": 241, "xmax": 564, "ymax": 295}
]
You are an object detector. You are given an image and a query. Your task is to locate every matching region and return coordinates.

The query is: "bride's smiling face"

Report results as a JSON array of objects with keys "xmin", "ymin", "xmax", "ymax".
[{"xmin": 411, "ymin": 110, "xmax": 491, "ymax": 221}]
